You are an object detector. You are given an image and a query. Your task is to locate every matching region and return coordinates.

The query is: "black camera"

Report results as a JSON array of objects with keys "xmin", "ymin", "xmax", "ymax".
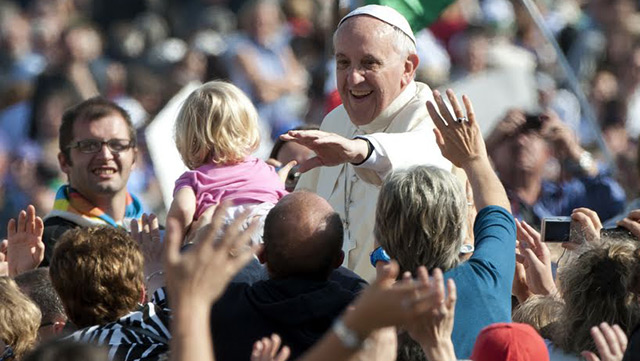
[{"xmin": 541, "ymin": 217, "xmax": 571, "ymax": 242}]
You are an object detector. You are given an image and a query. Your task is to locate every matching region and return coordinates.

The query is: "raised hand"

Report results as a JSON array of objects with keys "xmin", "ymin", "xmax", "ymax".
[
  {"xmin": 166, "ymin": 202, "xmax": 261, "ymax": 361},
  {"xmin": 251, "ymin": 334, "xmax": 291, "ymax": 361},
  {"xmin": 486, "ymin": 109, "xmax": 526, "ymax": 149},
  {"xmin": 427, "ymin": 89, "xmax": 510, "ymax": 211},
  {"xmin": 513, "ymin": 243, "xmax": 533, "ymax": 303},
  {"xmin": 515, "ymin": 219, "xmax": 557, "ymax": 296},
  {"xmin": 340, "ymin": 262, "xmax": 456, "ymax": 347},
  {"xmin": 279, "ymin": 130, "xmax": 369, "ymax": 173},
  {"xmin": 405, "ymin": 267, "xmax": 457, "ymax": 361},
  {"xmin": 581, "ymin": 323, "xmax": 628, "ymax": 361},
  {"xmin": 617, "ymin": 209, "xmax": 640, "ymax": 240},
  {"xmin": 164, "ymin": 201, "xmax": 260, "ymax": 308},
  {"xmin": 427, "ymin": 89, "xmax": 487, "ymax": 169},
  {"xmin": 131, "ymin": 213, "xmax": 163, "ymax": 295},
  {"xmin": 0, "ymin": 240, "xmax": 7, "ymax": 277},
  {"xmin": 7, "ymin": 205, "xmax": 45, "ymax": 277},
  {"xmin": 567, "ymin": 207, "xmax": 602, "ymax": 249}
]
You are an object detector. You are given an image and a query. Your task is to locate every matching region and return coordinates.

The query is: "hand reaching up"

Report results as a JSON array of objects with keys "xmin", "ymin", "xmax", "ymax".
[
  {"xmin": 294, "ymin": 262, "xmax": 457, "ymax": 361},
  {"xmin": 582, "ymin": 323, "xmax": 627, "ymax": 361},
  {"xmin": 164, "ymin": 201, "xmax": 260, "ymax": 309},
  {"xmin": 166, "ymin": 202, "xmax": 261, "ymax": 361},
  {"xmin": 515, "ymin": 219, "xmax": 557, "ymax": 296},
  {"xmin": 567, "ymin": 208, "xmax": 602, "ymax": 250},
  {"xmin": 340, "ymin": 263, "xmax": 455, "ymax": 350},
  {"xmin": 427, "ymin": 89, "xmax": 510, "ymax": 211},
  {"xmin": 427, "ymin": 89, "xmax": 487, "ymax": 169},
  {"xmin": 0, "ymin": 240, "xmax": 7, "ymax": 277},
  {"xmin": 131, "ymin": 213, "xmax": 163, "ymax": 296},
  {"xmin": 7, "ymin": 205, "xmax": 45, "ymax": 277},
  {"xmin": 405, "ymin": 267, "xmax": 457, "ymax": 361},
  {"xmin": 617, "ymin": 209, "xmax": 640, "ymax": 241}
]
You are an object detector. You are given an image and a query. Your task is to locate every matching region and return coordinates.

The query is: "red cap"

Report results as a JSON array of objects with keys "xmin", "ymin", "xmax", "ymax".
[{"xmin": 471, "ymin": 323, "xmax": 550, "ymax": 361}]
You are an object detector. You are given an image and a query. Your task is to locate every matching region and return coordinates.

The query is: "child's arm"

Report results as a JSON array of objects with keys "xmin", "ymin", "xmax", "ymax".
[{"xmin": 166, "ymin": 187, "xmax": 197, "ymax": 244}]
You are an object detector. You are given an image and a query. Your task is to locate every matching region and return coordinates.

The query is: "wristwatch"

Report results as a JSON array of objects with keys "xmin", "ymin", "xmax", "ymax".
[
  {"xmin": 578, "ymin": 151, "xmax": 594, "ymax": 174},
  {"xmin": 370, "ymin": 246, "xmax": 391, "ymax": 267},
  {"xmin": 351, "ymin": 136, "xmax": 374, "ymax": 166},
  {"xmin": 564, "ymin": 150, "xmax": 595, "ymax": 176},
  {"xmin": 332, "ymin": 319, "xmax": 363, "ymax": 350}
]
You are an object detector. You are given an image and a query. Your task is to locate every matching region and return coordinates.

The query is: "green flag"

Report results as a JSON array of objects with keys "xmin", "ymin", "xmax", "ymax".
[{"xmin": 364, "ymin": 0, "xmax": 456, "ymax": 32}]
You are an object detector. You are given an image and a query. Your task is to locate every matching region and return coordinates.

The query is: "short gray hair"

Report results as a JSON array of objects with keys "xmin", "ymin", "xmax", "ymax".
[
  {"xmin": 374, "ymin": 166, "xmax": 466, "ymax": 274},
  {"xmin": 333, "ymin": 16, "xmax": 417, "ymax": 58}
]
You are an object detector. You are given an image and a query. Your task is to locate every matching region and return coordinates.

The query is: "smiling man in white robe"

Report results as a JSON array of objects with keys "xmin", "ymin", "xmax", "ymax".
[{"xmin": 281, "ymin": 5, "xmax": 451, "ymax": 280}]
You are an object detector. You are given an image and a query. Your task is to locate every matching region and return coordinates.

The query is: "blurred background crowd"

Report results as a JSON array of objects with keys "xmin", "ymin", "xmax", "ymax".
[{"xmin": 2, "ymin": 0, "xmax": 640, "ymax": 236}]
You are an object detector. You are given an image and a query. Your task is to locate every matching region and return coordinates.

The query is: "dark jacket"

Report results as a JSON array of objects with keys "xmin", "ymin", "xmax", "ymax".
[
  {"xmin": 42, "ymin": 216, "xmax": 79, "ymax": 266},
  {"xmin": 624, "ymin": 323, "xmax": 640, "ymax": 361},
  {"xmin": 211, "ymin": 261, "xmax": 365, "ymax": 361}
]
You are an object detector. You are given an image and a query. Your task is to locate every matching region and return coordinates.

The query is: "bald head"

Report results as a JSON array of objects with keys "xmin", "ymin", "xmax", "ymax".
[{"xmin": 263, "ymin": 191, "xmax": 344, "ymax": 280}]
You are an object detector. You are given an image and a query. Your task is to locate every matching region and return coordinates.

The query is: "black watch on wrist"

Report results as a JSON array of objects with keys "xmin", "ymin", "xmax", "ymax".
[{"xmin": 351, "ymin": 136, "xmax": 374, "ymax": 166}]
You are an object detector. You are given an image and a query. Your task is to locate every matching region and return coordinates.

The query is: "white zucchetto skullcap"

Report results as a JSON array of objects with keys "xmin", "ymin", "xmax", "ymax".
[{"xmin": 337, "ymin": 5, "xmax": 416, "ymax": 45}]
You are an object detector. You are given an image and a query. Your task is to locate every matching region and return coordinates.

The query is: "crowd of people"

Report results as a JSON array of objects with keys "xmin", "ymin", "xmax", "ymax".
[{"xmin": 3, "ymin": 0, "xmax": 640, "ymax": 360}]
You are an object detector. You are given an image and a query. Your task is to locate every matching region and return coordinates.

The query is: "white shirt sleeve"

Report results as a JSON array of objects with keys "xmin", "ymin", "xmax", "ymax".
[{"xmin": 352, "ymin": 135, "xmax": 392, "ymax": 179}]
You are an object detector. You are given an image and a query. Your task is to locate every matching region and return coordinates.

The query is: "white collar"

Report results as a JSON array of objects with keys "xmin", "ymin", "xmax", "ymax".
[{"xmin": 357, "ymin": 81, "xmax": 417, "ymax": 134}]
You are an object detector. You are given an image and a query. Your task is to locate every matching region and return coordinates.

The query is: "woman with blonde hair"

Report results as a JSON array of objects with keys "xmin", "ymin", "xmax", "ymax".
[
  {"xmin": 0, "ymin": 277, "xmax": 41, "ymax": 360},
  {"xmin": 167, "ymin": 80, "xmax": 288, "ymax": 243}
]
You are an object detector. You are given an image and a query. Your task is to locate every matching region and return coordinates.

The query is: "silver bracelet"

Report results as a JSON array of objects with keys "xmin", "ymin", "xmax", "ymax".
[
  {"xmin": 332, "ymin": 319, "xmax": 363, "ymax": 350},
  {"xmin": 145, "ymin": 270, "xmax": 164, "ymax": 282}
]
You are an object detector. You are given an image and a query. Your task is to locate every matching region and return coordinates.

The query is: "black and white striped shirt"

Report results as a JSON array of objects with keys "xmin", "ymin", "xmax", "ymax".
[{"xmin": 67, "ymin": 288, "xmax": 171, "ymax": 361}]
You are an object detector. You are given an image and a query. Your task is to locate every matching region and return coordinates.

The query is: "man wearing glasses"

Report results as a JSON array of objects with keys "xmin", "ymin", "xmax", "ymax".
[{"xmin": 41, "ymin": 97, "xmax": 143, "ymax": 266}]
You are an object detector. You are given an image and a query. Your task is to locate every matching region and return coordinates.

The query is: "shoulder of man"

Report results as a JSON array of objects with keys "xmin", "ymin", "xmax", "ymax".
[
  {"xmin": 41, "ymin": 217, "xmax": 80, "ymax": 267},
  {"xmin": 43, "ymin": 216, "xmax": 79, "ymax": 230},
  {"xmin": 42, "ymin": 217, "xmax": 78, "ymax": 247}
]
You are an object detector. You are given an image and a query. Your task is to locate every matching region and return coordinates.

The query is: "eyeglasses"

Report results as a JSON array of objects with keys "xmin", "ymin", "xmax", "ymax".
[
  {"xmin": 67, "ymin": 139, "xmax": 135, "ymax": 154},
  {"xmin": 0, "ymin": 345, "xmax": 14, "ymax": 361}
]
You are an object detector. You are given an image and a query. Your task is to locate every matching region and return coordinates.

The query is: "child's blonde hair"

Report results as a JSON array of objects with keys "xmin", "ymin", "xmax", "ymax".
[{"xmin": 175, "ymin": 81, "xmax": 260, "ymax": 169}]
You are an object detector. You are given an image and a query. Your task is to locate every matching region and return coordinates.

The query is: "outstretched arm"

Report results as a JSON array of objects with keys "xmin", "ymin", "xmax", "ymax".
[
  {"xmin": 427, "ymin": 89, "xmax": 510, "ymax": 212},
  {"xmin": 166, "ymin": 187, "xmax": 196, "ymax": 245},
  {"xmin": 167, "ymin": 202, "xmax": 260, "ymax": 361},
  {"xmin": 279, "ymin": 130, "xmax": 370, "ymax": 173},
  {"xmin": 294, "ymin": 264, "xmax": 455, "ymax": 361}
]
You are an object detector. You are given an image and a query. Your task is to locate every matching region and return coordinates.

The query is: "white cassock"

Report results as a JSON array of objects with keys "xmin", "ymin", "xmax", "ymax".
[{"xmin": 295, "ymin": 81, "xmax": 452, "ymax": 281}]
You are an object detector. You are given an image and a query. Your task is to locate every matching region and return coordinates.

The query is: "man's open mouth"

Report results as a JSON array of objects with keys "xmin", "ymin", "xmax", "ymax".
[
  {"xmin": 350, "ymin": 90, "xmax": 373, "ymax": 99},
  {"xmin": 92, "ymin": 167, "xmax": 117, "ymax": 176}
]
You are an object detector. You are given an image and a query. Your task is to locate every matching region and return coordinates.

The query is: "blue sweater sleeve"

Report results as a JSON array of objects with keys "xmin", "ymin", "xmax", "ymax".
[
  {"xmin": 469, "ymin": 205, "xmax": 517, "ymax": 281},
  {"xmin": 444, "ymin": 205, "xmax": 516, "ymax": 358}
]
